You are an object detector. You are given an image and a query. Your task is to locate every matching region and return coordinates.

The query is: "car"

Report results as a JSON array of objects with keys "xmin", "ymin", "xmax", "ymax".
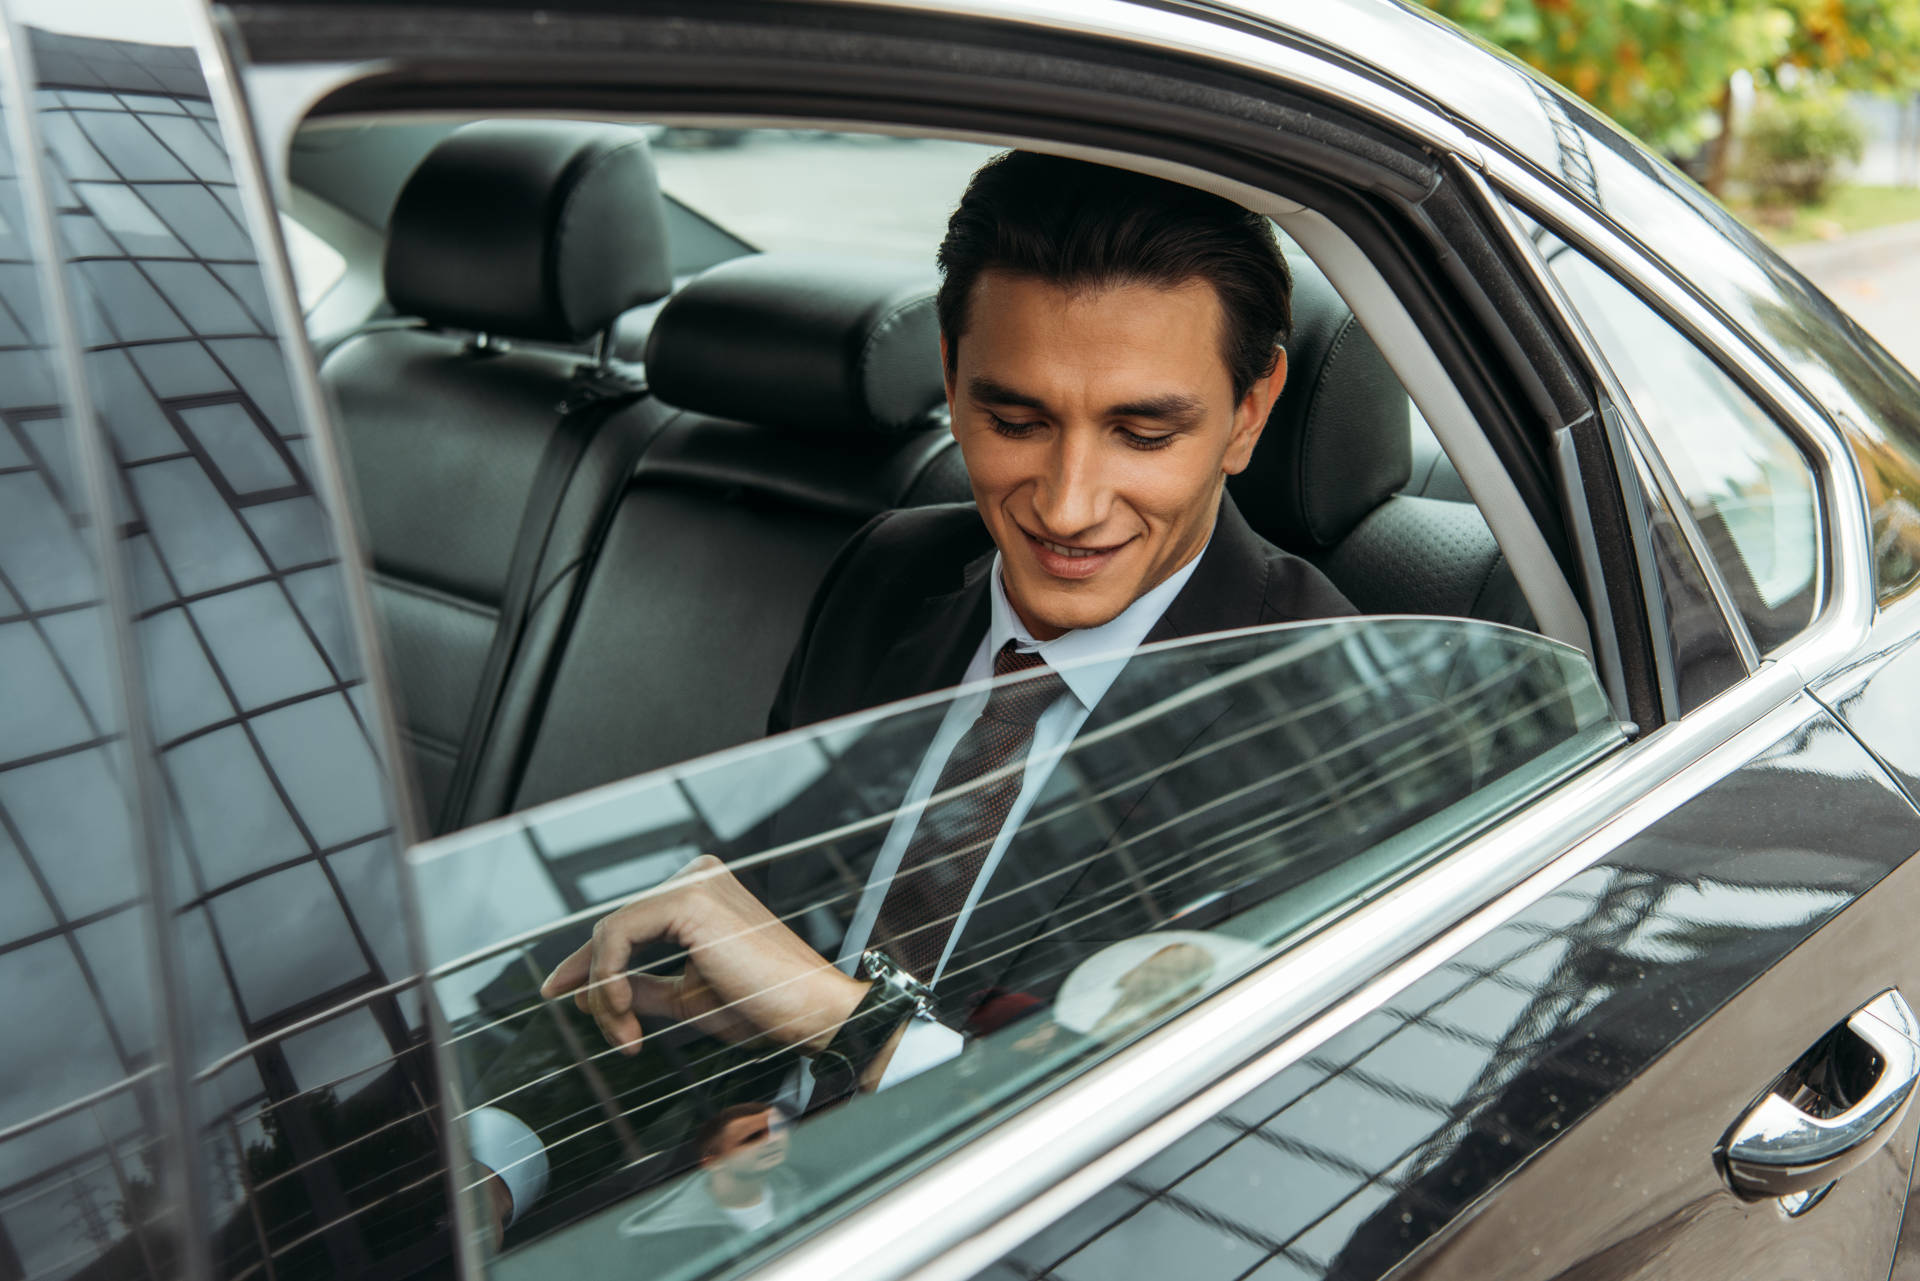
[{"xmin": 7, "ymin": 1, "xmax": 1920, "ymax": 1280}]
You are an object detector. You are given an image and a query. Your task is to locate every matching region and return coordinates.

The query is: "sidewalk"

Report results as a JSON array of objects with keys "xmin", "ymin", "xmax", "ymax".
[{"xmin": 1779, "ymin": 219, "xmax": 1920, "ymax": 374}]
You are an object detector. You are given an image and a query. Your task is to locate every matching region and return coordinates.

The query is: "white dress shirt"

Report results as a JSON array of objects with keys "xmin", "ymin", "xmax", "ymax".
[
  {"xmin": 473, "ymin": 543, "xmax": 1206, "ymax": 1217},
  {"xmin": 844, "ymin": 548, "xmax": 1204, "ymax": 1085}
]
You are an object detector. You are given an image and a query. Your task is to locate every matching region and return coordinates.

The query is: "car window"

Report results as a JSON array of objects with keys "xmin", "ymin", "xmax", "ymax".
[
  {"xmin": 646, "ymin": 130, "xmax": 999, "ymax": 262},
  {"xmin": 406, "ymin": 618, "xmax": 1622, "ymax": 1280},
  {"xmin": 0, "ymin": 58, "xmax": 190, "ymax": 1279},
  {"xmin": 16, "ymin": 24, "xmax": 429, "ymax": 1281},
  {"xmin": 1527, "ymin": 225, "xmax": 1821, "ymax": 655}
]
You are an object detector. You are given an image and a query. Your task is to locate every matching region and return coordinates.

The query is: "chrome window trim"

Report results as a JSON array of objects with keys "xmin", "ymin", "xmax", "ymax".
[
  {"xmin": 793, "ymin": 0, "xmax": 1483, "ymax": 163},
  {"xmin": 749, "ymin": 660, "xmax": 1822, "ymax": 1281},
  {"xmin": 1481, "ymin": 154, "xmax": 1874, "ymax": 692}
]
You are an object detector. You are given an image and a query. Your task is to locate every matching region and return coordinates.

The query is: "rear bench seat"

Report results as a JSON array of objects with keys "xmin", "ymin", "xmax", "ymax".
[
  {"xmin": 322, "ymin": 121, "xmax": 678, "ymax": 833},
  {"xmin": 485, "ymin": 253, "xmax": 966, "ymax": 816}
]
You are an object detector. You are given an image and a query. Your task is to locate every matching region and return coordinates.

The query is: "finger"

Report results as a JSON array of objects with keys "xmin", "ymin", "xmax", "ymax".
[
  {"xmin": 627, "ymin": 973, "xmax": 681, "ymax": 1020},
  {"xmin": 540, "ymin": 939, "xmax": 593, "ymax": 1000}
]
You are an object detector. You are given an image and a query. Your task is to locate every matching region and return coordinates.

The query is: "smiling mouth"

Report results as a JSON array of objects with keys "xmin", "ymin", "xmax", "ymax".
[
  {"xmin": 1033, "ymin": 535, "xmax": 1110, "ymax": 559},
  {"xmin": 1021, "ymin": 526, "xmax": 1130, "ymax": 580}
]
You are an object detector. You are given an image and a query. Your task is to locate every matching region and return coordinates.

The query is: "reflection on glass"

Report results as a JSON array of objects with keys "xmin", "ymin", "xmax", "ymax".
[
  {"xmin": 1629, "ymin": 447, "xmax": 1749, "ymax": 714},
  {"xmin": 0, "ymin": 41, "xmax": 181, "ymax": 1281},
  {"xmin": 1522, "ymin": 90, "xmax": 1920, "ymax": 606},
  {"xmin": 407, "ymin": 618, "xmax": 1622, "ymax": 1278},
  {"xmin": 21, "ymin": 23, "xmax": 427, "ymax": 1280},
  {"xmin": 1529, "ymin": 221, "xmax": 1819, "ymax": 653},
  {"xmin": 971, "ymin": 717, "xmax": 1906, "ymax": 1281}
]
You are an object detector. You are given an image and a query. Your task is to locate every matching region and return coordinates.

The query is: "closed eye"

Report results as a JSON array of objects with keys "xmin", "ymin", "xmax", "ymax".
[{"xmin": 988, "ymin": 414, "xmax": 1043, "ymax": 438}]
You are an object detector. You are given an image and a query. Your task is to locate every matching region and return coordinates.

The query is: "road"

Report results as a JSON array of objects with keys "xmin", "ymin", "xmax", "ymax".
[{"xmin": 1783, "ymin": 221, "xmax": 1920, "ymax": 375}]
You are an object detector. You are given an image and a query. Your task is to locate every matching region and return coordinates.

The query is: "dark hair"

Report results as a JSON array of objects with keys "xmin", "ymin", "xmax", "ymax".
[
  {"xmin": 936, "ymin": 151, "xmax": 1292, "ymax": 402},
  {"xmin": 695, "ymin": 1102, "xmax": 782, "ymax": 1158}
]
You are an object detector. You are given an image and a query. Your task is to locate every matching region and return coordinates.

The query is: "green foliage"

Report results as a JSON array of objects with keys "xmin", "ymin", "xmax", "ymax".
[
  {"xmin": 1741, "ymin": 85, "xmax": 1868, "ymax": 203},
  {"xmin": 1417, "ymin": 0, "xmax": 1920, "ymax": 152}
]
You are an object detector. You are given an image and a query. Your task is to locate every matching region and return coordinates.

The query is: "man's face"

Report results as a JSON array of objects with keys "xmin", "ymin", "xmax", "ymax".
[
  {"xmin": 944, "ymin": 271, "xmax": 1287, "ymax": 640},
  {"xmin": 703, "ymin": 1108, "xmax": 790, "ymax": 1175}
]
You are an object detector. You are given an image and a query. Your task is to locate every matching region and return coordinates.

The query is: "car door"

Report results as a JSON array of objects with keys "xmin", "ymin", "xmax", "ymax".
[
  {"xmin": 0, "ymin": 1, "xmax": 447, "ymax": 1278},
  {"xmin": 206, "ymin": 5, "xmax": 1920, "ymax": 1281}
]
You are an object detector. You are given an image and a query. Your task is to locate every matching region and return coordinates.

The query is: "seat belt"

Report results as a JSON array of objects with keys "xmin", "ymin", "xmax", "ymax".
[{"xmin": 433, "ymin": 363, "xmax": 655, "ymax": 833}]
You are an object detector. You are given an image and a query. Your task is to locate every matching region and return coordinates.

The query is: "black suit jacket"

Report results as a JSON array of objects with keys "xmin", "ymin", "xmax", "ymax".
[
  {"xmin": 755, "ymin": 494, "xmax": 1360, "ymax": 1026},
  {"xmin": 768, "ymin": 493, "xmax": 1354, "ymax": 733}
]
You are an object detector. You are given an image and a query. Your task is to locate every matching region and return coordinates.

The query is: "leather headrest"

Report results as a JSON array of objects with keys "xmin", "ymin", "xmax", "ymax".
[
  {"xmin": 384, "ymin": 121, "xmax": 673, "ymax": 343},
  {"xmin": 645, "ymin": 254, "xmax": 945, "ymax": 435},
  {"xmin": 1230, "ymin": 249, "xmax": 1411, "ymax": 550}
]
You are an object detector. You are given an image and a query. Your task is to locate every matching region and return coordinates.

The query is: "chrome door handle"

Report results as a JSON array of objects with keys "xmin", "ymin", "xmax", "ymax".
[{"xmin": 1722, "ymin": 990, "xmax": 1920, "ymax": 1200}]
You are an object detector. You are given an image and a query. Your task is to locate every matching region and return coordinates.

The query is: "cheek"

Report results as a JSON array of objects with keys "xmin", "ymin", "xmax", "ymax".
[{"xmin": 1116, "ymin": 450, "xmax": 1218, "ymax": 527}]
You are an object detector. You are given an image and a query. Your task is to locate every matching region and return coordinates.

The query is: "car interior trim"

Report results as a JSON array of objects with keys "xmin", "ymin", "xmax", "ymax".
[
  {"xmin": 1485, "ymin": 155, "xmax": 1875, "ymax": 689},
  {"xmin": 1605, "ymin": 409, "xmax": 1685, "ymax": 715},
  {"xmin": 742, "ymin": 671, "xmax": 1823, "ymax": 1281},
  {"xmin": 1473, "ymin": 167, "xmax": 1770, "ymax": 682},
  {"xmin": 1276, "ymin": 202, "xmax": 1593, "ymax": 658},
  {"xmin": 1452, "ymin": 171, "xmax": 1649, "ymax": 721},
  {"xmin": 1553, "ymin": 426, "xmax": 1633, "ymax": 722},
  {"xmin": 239, "ymin": 0, "xmax": 1483, "ymax": 164}
]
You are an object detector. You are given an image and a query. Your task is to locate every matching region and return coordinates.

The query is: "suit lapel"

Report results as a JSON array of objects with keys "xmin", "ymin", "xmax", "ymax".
[{"xmin": 865, "ymin": 551, "xmax": 993, "ymax": 711}]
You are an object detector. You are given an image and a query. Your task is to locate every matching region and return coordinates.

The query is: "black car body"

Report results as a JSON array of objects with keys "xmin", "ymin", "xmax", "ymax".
[{"xmin": 6, "ymin": 2, "xmax": 1920, "ymax": 1280}]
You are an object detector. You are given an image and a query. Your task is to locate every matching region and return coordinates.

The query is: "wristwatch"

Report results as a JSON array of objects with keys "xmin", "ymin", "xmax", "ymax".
[{"xmin": 809, "ymin": 949, "xmax": 937, "ymax": 1107}]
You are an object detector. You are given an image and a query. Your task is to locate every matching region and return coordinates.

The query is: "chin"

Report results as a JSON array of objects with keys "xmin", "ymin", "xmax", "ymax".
[{"xmin": 1024, "ymin": 587, "xmax": 1131, "ymax": 637}]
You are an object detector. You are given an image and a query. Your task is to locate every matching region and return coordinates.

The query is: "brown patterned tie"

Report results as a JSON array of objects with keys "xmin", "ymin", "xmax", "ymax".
[{"xmin": 873, "ymin": 642, "xmax": 1067, "ymax": 982}]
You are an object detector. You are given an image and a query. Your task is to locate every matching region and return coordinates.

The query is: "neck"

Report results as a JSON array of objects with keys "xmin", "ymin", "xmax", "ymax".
[{"xmin": 709, "ymin": 1169, "xmax": 765, "ymax": 1209}]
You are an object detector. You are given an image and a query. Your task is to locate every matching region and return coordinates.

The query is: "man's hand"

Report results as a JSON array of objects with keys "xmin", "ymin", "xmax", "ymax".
[
  {"xmin": 483, "ymin": 1172, "xmax": 512, "ymax": 1250},
  {"xmin": 539, "ymin": 855, "xmax": 867, "ymax": 1056}
]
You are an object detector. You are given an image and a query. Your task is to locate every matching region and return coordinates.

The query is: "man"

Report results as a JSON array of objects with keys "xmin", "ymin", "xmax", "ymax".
[
  {"xmin": 479, "ymin": 150, "xmax": 1355, "ymax": 1226},
  {"xmin": 617, "ymin": 1103, "xmax": 801, "ymax": 1261}
]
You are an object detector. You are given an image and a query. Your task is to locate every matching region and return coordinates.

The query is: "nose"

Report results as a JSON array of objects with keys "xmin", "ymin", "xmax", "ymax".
[{"xmin": 1030, "ymin": 425, "xmax": 1110, "ymax": 536}]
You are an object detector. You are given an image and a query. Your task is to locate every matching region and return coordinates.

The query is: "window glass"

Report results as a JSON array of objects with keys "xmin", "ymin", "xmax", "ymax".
[
  {"xmin": 20, "ymin": 22, "xmax": 430, "ymax": 1281},
  {"xmin": 1619, "ymin": 426, "xmax": 1749, "ymax": 714},
  {"xmin": 407, "ymin": 618, "xmax": 1622, "ymax": 1279},
  {"xmin": 0, "ymin": 42, "xmax": 184, "ymax": 1281},
  {"xmin": 646, "ymin": 130, "xmax": 998, "ymax": 261},
  {"xmin": 1527, "ymin": 223, "xmax": 1820, "ymax": 653}
]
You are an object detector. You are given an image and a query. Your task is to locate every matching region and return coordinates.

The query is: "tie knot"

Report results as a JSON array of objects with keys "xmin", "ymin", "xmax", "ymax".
[
  {"xmin": 993, "ymin": 643, "xmax": 1047, "ymax": 679},
  {"xmin": 985, "ymin": 642, "xmax": 1064, "ymax": 726}
]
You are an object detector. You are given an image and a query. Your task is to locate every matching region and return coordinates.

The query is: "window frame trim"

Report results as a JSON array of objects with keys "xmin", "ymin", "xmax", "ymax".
[{"xmin": 1483, "ymin": 157, "xmax": 1872, "ymax": 699}]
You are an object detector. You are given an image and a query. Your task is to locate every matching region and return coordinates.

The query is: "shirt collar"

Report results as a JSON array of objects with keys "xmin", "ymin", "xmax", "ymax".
[{"xmin": 986, "ymin": 541, "xmax": 1208, "ymax": 712}]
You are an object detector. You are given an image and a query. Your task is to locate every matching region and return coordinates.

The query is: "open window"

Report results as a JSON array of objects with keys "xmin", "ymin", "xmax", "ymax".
[{"xmin": 272, "ymin": 22, "xmax": 1638, "ymax": 1276}]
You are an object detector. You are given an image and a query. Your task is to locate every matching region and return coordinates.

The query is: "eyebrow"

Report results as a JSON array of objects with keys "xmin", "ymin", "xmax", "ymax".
[{"xmin": 966, "ymin": 377, "xmax": 1206, "ymax": 426}]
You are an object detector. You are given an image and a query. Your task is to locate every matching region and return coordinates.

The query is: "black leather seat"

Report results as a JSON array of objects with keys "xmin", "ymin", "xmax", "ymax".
[
  {"xmin": 322, "ymin": 121, "xmax": 678, "ymax": 833},
  {"xmin": 499, "ymin": 253, "xmax": 965, "ymax": 812},
  {"xmin": 1230, "ymin": 250, "xmax": 1533, "ymax": 629}
]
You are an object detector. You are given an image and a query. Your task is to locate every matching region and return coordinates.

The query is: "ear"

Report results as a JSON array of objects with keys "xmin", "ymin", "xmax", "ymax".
[{"xmin": 1223, "ymin": 347, "xmax": 1287, "ymax": 476}]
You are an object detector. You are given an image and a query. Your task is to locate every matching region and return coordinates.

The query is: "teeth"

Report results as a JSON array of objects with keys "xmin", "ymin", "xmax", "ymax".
[{"xmin": 1037, "ymin": 536, "xmax": 1104, "ymax": 558}]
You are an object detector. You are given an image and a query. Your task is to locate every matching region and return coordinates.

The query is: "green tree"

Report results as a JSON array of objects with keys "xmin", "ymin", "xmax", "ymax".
[{"xmin": 1417, "ymin": 0, "xmax": 1920, "ymax": 155}]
